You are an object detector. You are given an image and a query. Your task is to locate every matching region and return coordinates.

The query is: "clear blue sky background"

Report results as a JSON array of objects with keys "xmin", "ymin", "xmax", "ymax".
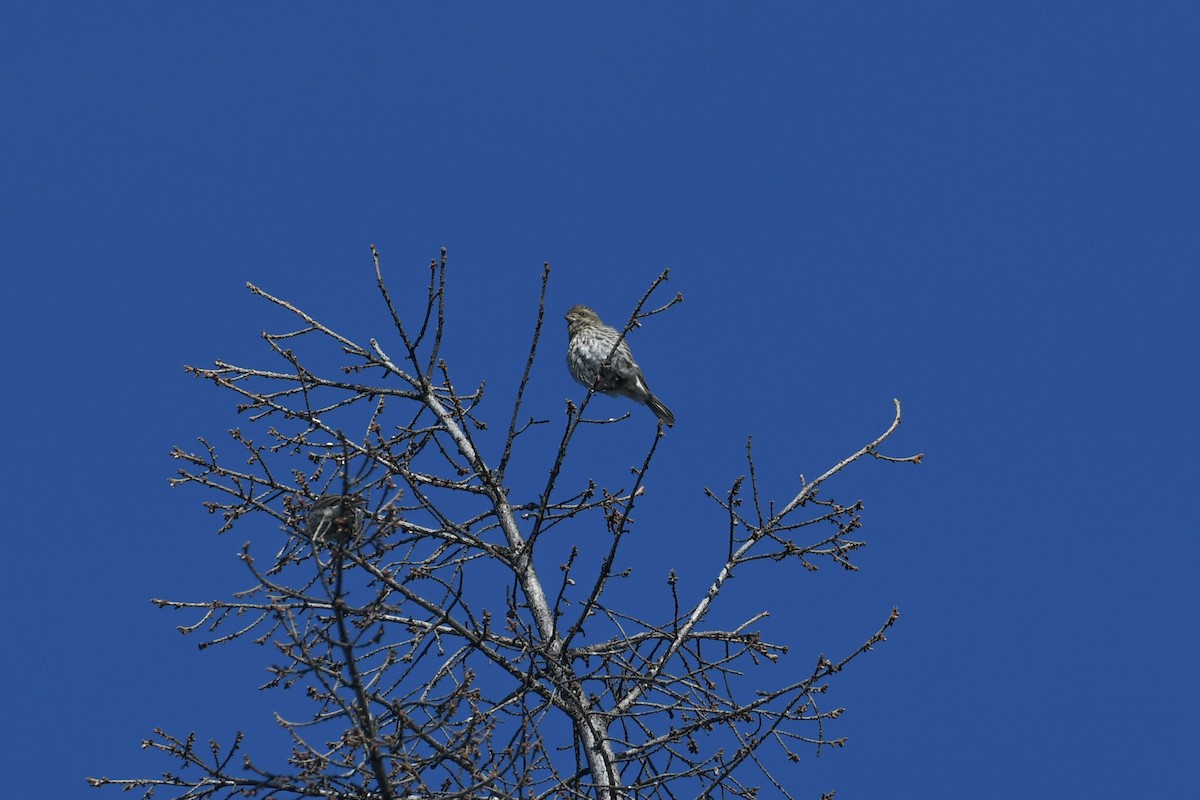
[{"xmin": 3, "ymin": 3, "xmax": 1196, "ymax": 797}]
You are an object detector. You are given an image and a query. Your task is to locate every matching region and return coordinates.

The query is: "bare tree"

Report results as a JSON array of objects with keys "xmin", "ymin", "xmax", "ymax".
[{"xmin": 89, "ymin": 248, "xmax": 921, "ymax": 800}]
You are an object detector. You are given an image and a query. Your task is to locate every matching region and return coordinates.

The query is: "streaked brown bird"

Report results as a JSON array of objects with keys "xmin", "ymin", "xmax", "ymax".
[{"xmin": 565, "ymin": 304, "xmax": 675, "ymax": 427}]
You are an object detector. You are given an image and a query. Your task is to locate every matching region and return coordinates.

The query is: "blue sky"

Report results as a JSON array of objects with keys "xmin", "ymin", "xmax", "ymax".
[{"xmin": 3, "ymin": 3, "xmax": 1196, "ymax": 797}]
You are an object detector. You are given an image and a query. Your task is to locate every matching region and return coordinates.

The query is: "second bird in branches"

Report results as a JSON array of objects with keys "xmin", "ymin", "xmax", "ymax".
[{"xmin": 565, "ymin": 304, "xmax": 675, "ymax": 427}]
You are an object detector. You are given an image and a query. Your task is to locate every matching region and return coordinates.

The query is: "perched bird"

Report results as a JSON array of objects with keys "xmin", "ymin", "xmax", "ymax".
[
  {"xmin": 307, "ymin": 494, "xmax": 365, "ymax": 545},
  {"xmin": 565, "ymin": 304, "xmax": 675, "ymax": 427}
]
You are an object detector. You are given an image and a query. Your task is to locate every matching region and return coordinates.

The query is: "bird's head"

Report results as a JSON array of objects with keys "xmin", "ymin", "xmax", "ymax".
[{"xmin": 565, "ymin": 305, "xmax": 601, "ymax": 331}]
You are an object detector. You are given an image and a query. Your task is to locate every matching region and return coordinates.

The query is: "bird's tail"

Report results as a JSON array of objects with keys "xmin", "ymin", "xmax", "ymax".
[{"xmin": 646, "ymin": 393, "xmax": 675, "ymax": 427}]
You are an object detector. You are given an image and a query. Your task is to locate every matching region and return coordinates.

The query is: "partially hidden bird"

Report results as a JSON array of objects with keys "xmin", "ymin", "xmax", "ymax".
[
  {"xmin": 565, "ymin": 304, "xmax": 675, "ymax": 427},
  {"xmin": 307, "ymin": 494, "xmax": 365, "ymax": 545}
]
